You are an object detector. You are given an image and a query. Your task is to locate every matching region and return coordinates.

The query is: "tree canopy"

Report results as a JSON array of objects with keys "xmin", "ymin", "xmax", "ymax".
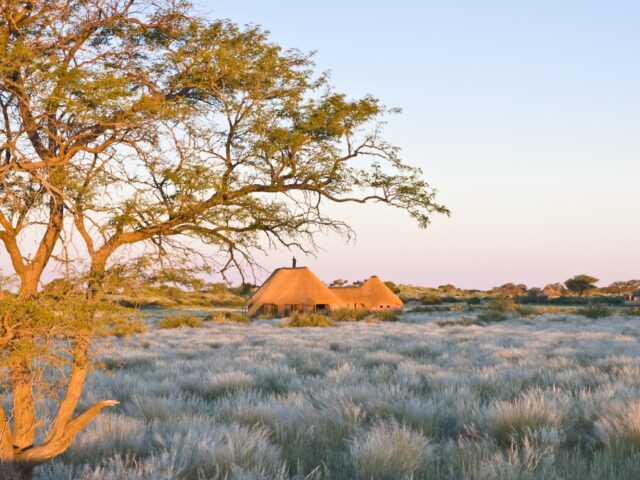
[
  {"xmin": 564, "ymin": 275, "xmax": 599, "ymax": 296},
  {"xmin": 0, "ymin": 1, "xmax": 448, "ymax": 476}
]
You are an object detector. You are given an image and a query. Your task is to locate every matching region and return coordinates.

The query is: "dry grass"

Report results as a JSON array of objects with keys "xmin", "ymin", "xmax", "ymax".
[
  {"xmin": 29, "ymin": 311, "xmax": 640, "ymax": 479},
  {"xmin": 280, "ymin": 312, "xmax": 336, "ymax": 328},
  {"xmin": 157, "ymin": 313, "xmax": 203, "ymax": 329}
]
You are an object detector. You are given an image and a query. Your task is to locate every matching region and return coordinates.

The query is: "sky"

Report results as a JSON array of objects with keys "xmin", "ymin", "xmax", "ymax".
[
  {"xmin": 196, "ymin": 0, "xmax": 640, "ymax": 289},
  {"xmin": 1, "ymin": 1, "xmax": 637, "ymax": 290}
]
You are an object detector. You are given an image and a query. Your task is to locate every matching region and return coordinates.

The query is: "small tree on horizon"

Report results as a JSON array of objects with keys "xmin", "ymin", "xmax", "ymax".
[
  {"xmin": 565, "ymin": 275, "xmax": 599, "ymax": 296},
  {"xmin": 0, "ymin": 1, "xmax": 448, "ymax": 477}
]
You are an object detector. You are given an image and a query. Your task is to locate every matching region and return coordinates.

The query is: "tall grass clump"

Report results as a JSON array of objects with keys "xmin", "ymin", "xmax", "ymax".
[
  {"xmin": 371, "ymin": 310, "xmax": 400, "ymax": 322},
  {"xmin": 595, "ymin": 402, "xmax": 640, "ymax": 453},
  {"xmin": 625, "ymin": 307, "xmax": 640, "ymax": 317},
  {"xmin": 579, "ymin": 303, "xmax": 613, "ymax": 319},
  {"xmin": 477, "ymin": 296, "xmax": 517, "ymax": 322},
  {"xmin": 206, "ymin": 311, "xmax": 251, "ymax": 324},
  {"xmin": 157, "ymin": 313, "xmax": 202, "ymax": 329},
  {"xmin": 330, "ymin": 308, "xmax": 370, "ymax": 322},
  {"xmin": 281, "ymin": 312, "xmax": 336, "ymax": 327},
  {"xmin": 487, "ymin": 393, "xmax": 562, "ymax": 446},
  {"xmin": 350, "ymin": 422, "xmax": 434, "ymax": 480}
]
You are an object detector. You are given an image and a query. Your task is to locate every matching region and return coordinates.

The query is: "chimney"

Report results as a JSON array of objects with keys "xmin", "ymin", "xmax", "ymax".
[{"xmin": 292, "ymin": 257, "xmax": 297, "ymax": 268}]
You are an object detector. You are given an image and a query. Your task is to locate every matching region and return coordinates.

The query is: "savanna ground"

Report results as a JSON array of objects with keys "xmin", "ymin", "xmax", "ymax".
[{"xmin": 30, "ymin": 309, "xmax": 640, "ymax": 480}]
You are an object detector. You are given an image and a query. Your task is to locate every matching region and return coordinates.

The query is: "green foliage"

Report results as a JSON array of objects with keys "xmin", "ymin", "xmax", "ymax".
[
  {"xmin": 565, "ymin": 275, "xmax": 600, "ymax": 296},
  {"xmin": 515, "ymin": 304, "xmax": 538, "ymax": 317},
  {"xmin": 383, "ymin": 281, "xmax": 401, "ymax": 295},
  {"xmin": 625, "ymin": 307, "xmax": 640, "ymax": 317},
  {"xmin": 330, "ymin": 308, "xmax": 370, "ymax": 322},
  {"xmin": 579, "ymin": 304, "xmax": 613, "ymax": 319},
  {"xmin": 157, "ymin": 314, "xmax": 203, "ymax": 329},
  {"xmin": 371, "ymin": 310, "xmax": 400, "ymax": 322},
  {"xmin": 206, "ymin": 311, "xmax": 251, "ymax": 324},
  {"xmin": 488, "ymin": 296, "xmax": 518, "ymax": 313},
  {"xmin": 421, "ymin": 293, "xmax": 442, "ymax": 305},
  {"xmin": 282, "ymin": 312, "xmax": 336, "ymax": 328}
]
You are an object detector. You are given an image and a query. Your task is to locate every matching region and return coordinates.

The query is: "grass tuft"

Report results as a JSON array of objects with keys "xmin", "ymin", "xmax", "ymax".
[
  {"xmin": 350, "ymin": 422, "xmax": 434, "ymax": 480},
  {"xmin": 205, "ymin": 311, "xmax": 250, "ymax": 324},
  {"xmin": 157, "ymin": 313, "xmax": 202, "ymax": 329},
  {"xmin": 280, "ymin": 312, "xmax": 336, "ymax": 327}
]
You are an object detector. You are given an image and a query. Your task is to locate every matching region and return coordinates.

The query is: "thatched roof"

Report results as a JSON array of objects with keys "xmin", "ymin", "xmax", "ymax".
[
  {"xmin": 246, "ymin": 267, "xmax": 342, "ymax": 316},
  {"xmin": 331, "ymin": 276, "xmax": 403, "ymax": 309}
]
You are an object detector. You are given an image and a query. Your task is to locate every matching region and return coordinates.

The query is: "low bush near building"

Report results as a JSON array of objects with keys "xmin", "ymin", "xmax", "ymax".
[
  {"xmin": 157, "ymin": 313, "xmax": 203, "ymax": 329},
  {"xmin": 372, "ymin": 310, "xmax": 400, "ymax": 322},
  {"xmin": 206, "ymin": 311, "xmax": 251, "ymax": 324},
  {"xmin": 281, "ymin": 312, "xmax": 336, "ymax": 327},
  {"xmin": 331, "ymin": 308, "xmax": 370, "ymax": 322}
]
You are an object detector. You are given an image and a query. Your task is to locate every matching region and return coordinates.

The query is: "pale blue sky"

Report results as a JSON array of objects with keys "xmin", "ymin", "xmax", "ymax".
[{"xmin": 197, "ymin": 1, "xmax": 640, "ymax": 289}]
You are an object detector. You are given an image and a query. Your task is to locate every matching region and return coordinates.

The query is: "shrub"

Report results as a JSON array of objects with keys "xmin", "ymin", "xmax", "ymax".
[
  {"xmin": 625, "ymin": 307, "xmax": 640, "ymax": 317},
  {"xmin": 281, "ymin": 312, "xmax": 336, "ymax": 327},
  {"xmin": 372, "ymin": 310, "xmax": 399, "ymax": 322},
  {"xmin": 488, "ymin": 296, "xmax": 518, "ymax": 313},
  {"xmin": 157, "ymin": 313, "xmax": 202, "ymax": 329},
  {"xmin": 467, "ymin": 297, "xmax": 482, "ymax": 305},
  {"xmin": 100, "ymin": 318, "xmax": 148, "ymax": 338},
  {"xmin": 421, "ymin": 293, "xmax": 442, "ymax": 305},
  {"xmin": 331, "ymin": 308, "xmax": 370, "ymax": 322},
  {"xmin": 578, "ymin": 304, "xmax": 613, "ymax": 319},
  {"xmin": 206, "ymin": 311, "xmax": 250, "ymax": 324},
  {"xmin": 515, "ymin": 305, "xmax": 538, "ymax": 317}
]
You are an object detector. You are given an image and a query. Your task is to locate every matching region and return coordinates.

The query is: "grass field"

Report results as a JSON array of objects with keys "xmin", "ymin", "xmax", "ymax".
[{"xmin": 34, "ymin": 311, "xmax": 640, "ymax": 479}]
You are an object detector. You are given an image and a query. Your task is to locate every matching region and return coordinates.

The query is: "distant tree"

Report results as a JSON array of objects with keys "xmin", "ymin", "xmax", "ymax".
[
  {"xmin": 438, "ymin": 284, "xmax": 457, "ymax": 293},
  {"xmin": 232, "ymin": 283, "xmax": 257, "ymax": 297},
  {"xmin": 603, "ymin": 280, "xmax": 640, "ymax": 295},
  {"xmin": 330, "ymin": 279, "xmax": 349, "ymax": 287},
  {"xmin": 565, "ymin": 275, "xmax": 599, "ymax": 296},
  {"xmin": 526, "ymin": 287, "xmax": 544, "ymax": 299}
]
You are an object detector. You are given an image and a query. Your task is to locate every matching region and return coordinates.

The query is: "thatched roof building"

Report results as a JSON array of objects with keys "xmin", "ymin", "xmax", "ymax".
[
  {"xmin": 331, "ymin": 276, "xmax": 403, "ymax": 310},
  {"xmin": 246, "ymin": 267, "xmax": 402, "ymax": 317}
]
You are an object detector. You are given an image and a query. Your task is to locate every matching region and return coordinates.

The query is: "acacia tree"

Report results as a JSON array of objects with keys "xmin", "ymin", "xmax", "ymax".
[
  {"xmin": 565, "ymin": 275, "xmax": 599, "ymax": 297},
  {"xmin": 0, "ymin": 1, "xmax": 448, "ymax": 477}
]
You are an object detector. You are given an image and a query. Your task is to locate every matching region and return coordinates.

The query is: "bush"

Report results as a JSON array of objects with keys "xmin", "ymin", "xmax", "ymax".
[
  {"xmin": 578, "ymin": 304, "xmax": 613, "ymax": 319},
  {"xmin": 330, "ymin": 308, "xmax": 370, "ymax": 322},
  {"xmin": 625, "ymin": 307, "xmax": 640, "ymax": 317},
  {"xmin": 467, "ymin": 297, "xmax": 482, "ymax": 305},
  {"xmin": 157, "ymin": 313, "xmax": 202, "ymax": 329},
  {"xmin": 421, "ymin": 293, "xmax": 442, "ymax": 305},
  {"xmin": 206, "ymin": 311, "xmax": 250, "ymax": 324},
  {"xmin": 103, "ymin": 318, "xmax": 148, "ymax": 337},
  {"xmin": 372, "ymin": 310, "xmax": 400, "ymax": 322},
  {"xmin": 515, "ymin": 305, "xmax": 538, "ymax": 317},
  {"xmin": 281, "ymin": 312, "xmax": 336, "ymax": 327},
  {"xmin": 488, "ymin": 296, "xmax": 518, "ymax": 313}
]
